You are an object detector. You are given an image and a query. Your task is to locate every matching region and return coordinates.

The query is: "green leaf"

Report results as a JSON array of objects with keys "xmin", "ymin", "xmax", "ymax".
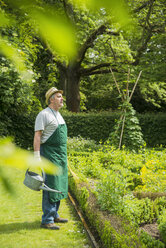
[
  {"xmin": 30, "ymin": 8, "xmax": 77, "ymax": 58},
  {"xmin": 0, "ymin": 37, "xmax": 32, "ymax": 80},
  {"xmin": 0, "ymin": 9, "xmax": 9, "ymax": 26},
  {"xmin": 72, "ymin": 0, "xmax": 130, "ymax": 26},
  {"xmin": 0, "ymin": 138, "xmax": 57, "ymax": 174}
]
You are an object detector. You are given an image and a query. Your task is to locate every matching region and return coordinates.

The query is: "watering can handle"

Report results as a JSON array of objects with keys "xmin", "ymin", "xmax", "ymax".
[
  {"xmin": 25, "ymin": 168, "xmax": 30, "ymax": 176},
  {"xmin": 41, "ymin": 168, "xmax": 46, "ymax": 182},
  {"xmin": 25, "ymin": 168, "xmax": 46, "ymax": 182}
]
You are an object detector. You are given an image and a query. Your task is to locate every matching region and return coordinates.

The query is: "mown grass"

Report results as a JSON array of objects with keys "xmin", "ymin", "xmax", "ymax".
[{"xmin": 0, "ymin": 167, "xmax": 91, "ymax": 248}]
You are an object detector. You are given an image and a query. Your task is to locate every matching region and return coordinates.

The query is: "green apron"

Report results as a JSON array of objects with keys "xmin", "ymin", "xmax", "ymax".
[{"xmin": 41, "ymin": 121, "xmax": 68, "ymax": 203}]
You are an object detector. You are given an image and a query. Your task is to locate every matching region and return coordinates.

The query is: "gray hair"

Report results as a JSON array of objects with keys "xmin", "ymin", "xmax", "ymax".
[{"xmin": 48, "ymin": 93, "xmax": 56, "ymax": 105}]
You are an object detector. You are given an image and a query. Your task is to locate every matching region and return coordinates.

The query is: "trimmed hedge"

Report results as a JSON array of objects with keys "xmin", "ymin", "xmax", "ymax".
[
  {"xmin": 138, "ymin": 113, "xmax": 166, "ymax": 147},
  {"xmin": 63, "ymin": 112, "xmax": 166, "ymax": 147},
  {"xmin": 0, "ymin": 112, "xmax": 36, "ymax": 149},
  {"xmin": 63, "ymin": 112, "xmax": 119, "ymax": 143},
  {"xmin": 1, "ymin": 111, "xmax": 166, "ymax": 148}
]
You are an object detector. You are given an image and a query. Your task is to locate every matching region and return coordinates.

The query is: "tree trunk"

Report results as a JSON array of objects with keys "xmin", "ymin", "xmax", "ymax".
[
  {"xmin": 66, "ymin": 64, "xmax": 81, "ymax": 112},
  {"xmin": 59, "ymin": 67, "xmax": 67, "ymax": 96}
]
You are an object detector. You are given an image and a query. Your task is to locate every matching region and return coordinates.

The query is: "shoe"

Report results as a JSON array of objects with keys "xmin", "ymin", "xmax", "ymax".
[
  {"xmin": 40, "ymin": 223, "xmax": 60, "ymax": 230},
  {"xmin": 54, "ymin": 217, "xmax": 68, "ymax": 223}
]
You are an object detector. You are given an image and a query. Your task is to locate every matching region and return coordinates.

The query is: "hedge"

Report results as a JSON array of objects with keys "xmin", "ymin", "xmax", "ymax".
[
  {"xmin": 138, "ymin": 113, "xmax": 166, "ymax": 147},
  {"xmin": 63, "ymin": 112, "xmax": 166, "ymax": 147},
  {"xmin": 1, "ymin": 111, "xmax": 166, "ymax": 148},
  {"xmin": 63, "ymin": 112, "xmax": 119, "ymax": 143}
]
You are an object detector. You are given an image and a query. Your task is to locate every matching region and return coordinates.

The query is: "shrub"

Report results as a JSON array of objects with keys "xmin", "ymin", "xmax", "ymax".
[
  {"xmin": 63, "ymin": 112, "xmax": 166, "ymax": 147},
  {"xmin": 109, "ymin": 102, "xmax": 145, "ymax": 151},
  {"xmin": 158, "ymin": 209, "xmax": 166, "ymax": 244},
  {"xmin": 3, "ymin": 111, "xmax": 166, "ymax": 149},
  {"xmin": 140, "ymin": 231, "xmax": 165, "ymax": 248}
]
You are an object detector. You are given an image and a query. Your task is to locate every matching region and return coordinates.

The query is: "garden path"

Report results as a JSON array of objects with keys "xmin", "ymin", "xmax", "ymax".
[{"xmin": 0, "ymin": 168, "xmax": 92, "ymax": 248}]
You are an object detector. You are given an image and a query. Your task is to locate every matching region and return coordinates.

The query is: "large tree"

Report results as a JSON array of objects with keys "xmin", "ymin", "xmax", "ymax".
[
  {"xmin": 1, "ymin": 0, "xmax": 166, "ymax": 112},
  {"xmin": 53, "ymin": 0, "xmax": 166, "ymax": 112}
]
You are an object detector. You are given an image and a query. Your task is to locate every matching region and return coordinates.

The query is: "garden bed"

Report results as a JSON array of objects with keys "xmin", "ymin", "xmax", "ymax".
[
  {"xmin": 67, "ymin": 138, "xmax": 166, "ymax": 248},
  {"xmin": 68, "ymin": 168, "xmax": 165, "ymax": 248}
]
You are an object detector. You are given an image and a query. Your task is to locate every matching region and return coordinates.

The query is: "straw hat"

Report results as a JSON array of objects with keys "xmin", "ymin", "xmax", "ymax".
[{"xmin": 45, "ymin": 87, "xmax": 63, "ymax": 105}]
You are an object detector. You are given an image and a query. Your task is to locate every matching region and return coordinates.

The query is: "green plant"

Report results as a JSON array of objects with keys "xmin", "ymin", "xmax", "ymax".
[
  {"xmin": 140, "ymin": 231, "xmax": 165, "ymax": 248},
  {"xmin": 159, "ymin": 222, "xmax": 166, "ymax": 244},
  {"xmin": 109, "ymin": 101, "xmax": 145, "ymax": 151},
  {"xmin": 79, "ymin": 186, "xmax": 89, "ymax": 211},
  {"xmin": 122, "ymin": 196, "xmax": 155, "ymax": 226},
  {"xmin": 157, "ymin": 208, "xmax": 166, "ymax": 244},
  {"xmin": 68, "ymin": 139, "xmax": 166, "ymax": 248},
  {"xmin": 67, "ymin": 136, "xmax": 100, "ymax": 153},
  {"xmin": 96, "ymin": 171, "xmax": 130, "ymax": 213}
]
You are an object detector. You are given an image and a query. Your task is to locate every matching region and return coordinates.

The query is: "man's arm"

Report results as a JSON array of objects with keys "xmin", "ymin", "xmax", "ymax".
[{"xmin": 33, "ymin": 130, "xmax": 42, "ymax": 160}]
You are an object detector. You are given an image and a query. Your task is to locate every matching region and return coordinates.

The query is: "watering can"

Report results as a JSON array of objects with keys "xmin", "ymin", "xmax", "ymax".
[{"xmin": 23, "ymin": 169, "xmax": 63, "ymax": 194}]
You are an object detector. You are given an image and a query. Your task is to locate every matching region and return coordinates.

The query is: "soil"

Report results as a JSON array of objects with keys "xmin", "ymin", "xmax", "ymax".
[{"xmin": 139, "ymin": 222, "xmax": 160, "ymax": 240}]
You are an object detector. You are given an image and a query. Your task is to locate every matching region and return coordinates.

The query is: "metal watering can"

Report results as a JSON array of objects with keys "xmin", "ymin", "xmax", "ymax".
[{"xmin": 23, "ymin": 169, "xmax": 63, "ymax": 194}]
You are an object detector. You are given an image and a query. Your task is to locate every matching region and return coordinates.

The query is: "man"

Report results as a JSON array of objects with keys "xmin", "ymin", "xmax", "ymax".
[{"xmin": 33, "ymin": 87, "xmax": 68, "ymax": 230}]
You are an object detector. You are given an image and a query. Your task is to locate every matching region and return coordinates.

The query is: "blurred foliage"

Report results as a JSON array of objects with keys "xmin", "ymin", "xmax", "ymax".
[
  {"xmin": 140, "ymin": 231, "xmax": 165, "ymax": 248},
  {"xmin": 0, "ymin": 6, "xmax": 32, "ymax": 79},
  {"xmin": 1, "ymin": 0, "xmax": 133, "ymax": 112},
  {"xmin": 71, "ymin": 0, "xmax": 129, "ymax": 25},
  {"xmin": 0, "ymin": 138, "xmax": 57, "ymax": 193},
  {"xmin": 0, "ymin": 0, "xmax": 129, "ymax": 62}
]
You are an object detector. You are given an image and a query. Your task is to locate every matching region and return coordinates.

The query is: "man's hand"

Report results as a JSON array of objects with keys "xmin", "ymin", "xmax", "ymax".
[{"xmin": 34, "ymin": 151, "xmax": 41, "ymax": 161}]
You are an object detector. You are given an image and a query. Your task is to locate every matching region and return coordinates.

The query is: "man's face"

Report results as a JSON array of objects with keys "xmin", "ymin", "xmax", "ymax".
[{"xmin": 52, "ymin": 92, "xmax": 63, "ymax": 110}]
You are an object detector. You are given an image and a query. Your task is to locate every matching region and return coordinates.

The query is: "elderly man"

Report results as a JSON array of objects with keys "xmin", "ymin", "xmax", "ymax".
[{"xmin": 33, "ymin": 87, "xmax": 68, "ymax": 230}]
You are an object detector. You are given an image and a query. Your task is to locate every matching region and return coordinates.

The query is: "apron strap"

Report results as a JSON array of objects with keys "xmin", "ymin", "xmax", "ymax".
[{"xmin": 49, "ymin": 107, "xmax": 59, "ymax": 125}]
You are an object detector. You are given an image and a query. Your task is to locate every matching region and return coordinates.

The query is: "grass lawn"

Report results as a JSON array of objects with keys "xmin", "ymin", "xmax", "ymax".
[{"xmin": 0, "ymin": 167, "xmax": 92, "ymax": 248}]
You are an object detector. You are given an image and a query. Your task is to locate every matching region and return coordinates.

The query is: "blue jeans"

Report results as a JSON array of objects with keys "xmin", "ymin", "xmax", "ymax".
[
  {"xmin": 40, "ymin": 146, "xmax": 60, "ymax": 224},
  {"xmin": 41, "ymin": 175, "xmax": 60, "ymax": 224}
]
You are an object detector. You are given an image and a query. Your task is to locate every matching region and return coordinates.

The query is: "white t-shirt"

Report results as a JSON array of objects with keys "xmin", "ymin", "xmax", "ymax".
[{"xmin": 35, "ymin": 107, "xmax": 65, "ymax": 144}]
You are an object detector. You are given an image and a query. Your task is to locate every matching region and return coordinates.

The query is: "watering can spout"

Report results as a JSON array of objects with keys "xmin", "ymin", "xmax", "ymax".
[{"xmin": 39, "ymin": 184, "xmax": 63, "ymax": 194}]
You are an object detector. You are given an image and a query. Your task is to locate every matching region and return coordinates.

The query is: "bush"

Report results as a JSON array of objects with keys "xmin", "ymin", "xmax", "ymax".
[
  {"xmin": 2, "ymin": 110, "xmax": 166, "ymax": 149},
  {"xmin": 138, "ymin": 113, "xmax": 166, "ymax": 147},
  {"xmin": 67, "ymin": 136, "xmax": 100, "ymax": 152},
  {"xmin": 158, "ymin": 209, "xmax": 166, "ymax": 244},
  {"xmin": 140, "ymin": 231, "xmax": 165, "ymax": 248},
  {"xmin": 63, "ymin": 112, "xmax": 166, "ymax": 147},
  {"xmin": 0, "ymin": 57, "xmax": 42, "ymax": 149},
  {"xmin": 63, "ymin": 111, "xmax": 119, "ymax": 143}
]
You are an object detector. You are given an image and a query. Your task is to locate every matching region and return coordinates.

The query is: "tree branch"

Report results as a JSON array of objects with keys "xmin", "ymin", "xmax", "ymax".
[
  {"xmin": 80, "ymin": 63, "xmax": 119, "ymax": 76},
  {"xmin": 132, "ymin": 27, "xmax": 153, "ymax": 66},
  {"xmin": 62, "ymin": 0, "xmax": 76, "ymax": 24},
  {"xmin": 77, "ymin": 24, "xmax": 119, "ymax": 65},
  {"xmin": 133, "ymin": 0, "xmax": 153, "ymax": 13},
  {"xmin": 132, "ymin": 0, "xmax": 155, "ymax": 65},
  {"xmin": 83, "ymin": 69, "xmax": 119, "ymax": 76}
]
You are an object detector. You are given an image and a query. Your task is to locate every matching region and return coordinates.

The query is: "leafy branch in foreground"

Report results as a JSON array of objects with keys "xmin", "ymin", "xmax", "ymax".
[{"xmin": 0, "ymin": 137, "xmax": 57, "ymax": 193}]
